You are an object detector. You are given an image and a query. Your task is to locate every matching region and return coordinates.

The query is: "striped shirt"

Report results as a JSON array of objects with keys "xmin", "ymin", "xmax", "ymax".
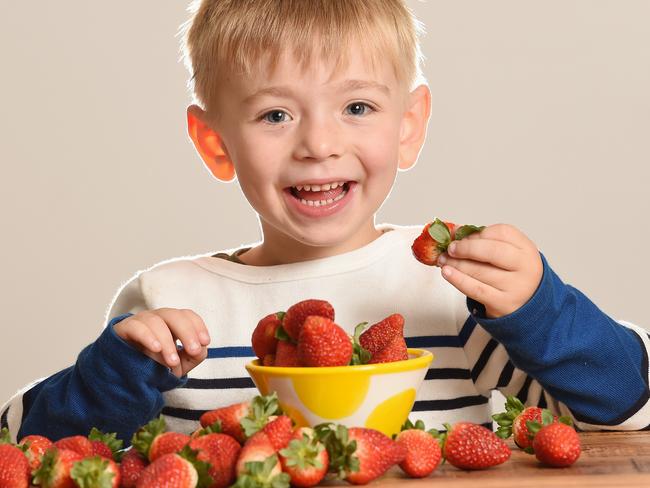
[{"xmin": 2, "ymin": 224, "xmax": 649, "ymax": 442}]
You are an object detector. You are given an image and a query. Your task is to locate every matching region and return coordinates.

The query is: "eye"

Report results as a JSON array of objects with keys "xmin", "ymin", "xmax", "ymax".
[
  {"xmin": 261, "ymin": 110, "xmax": 291, "ymax": 124},
  {"xmin": 345, "ymin": 102, "xmax": 374, "ymax": 116}
]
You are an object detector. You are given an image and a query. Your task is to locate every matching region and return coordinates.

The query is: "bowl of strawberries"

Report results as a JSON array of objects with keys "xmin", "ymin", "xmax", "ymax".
[{"xmin": 246, "ymin": 299, "xmax": 433, "ymax": 439}]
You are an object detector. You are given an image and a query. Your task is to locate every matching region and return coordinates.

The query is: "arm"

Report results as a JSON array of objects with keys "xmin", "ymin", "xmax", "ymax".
[
  {"xmin": 442, "ymin": 224, "xmax": 649, "ymax": 430},
  {"xmin": 0, "ymin": 274, "xmax": 187, "ymax": 443}
]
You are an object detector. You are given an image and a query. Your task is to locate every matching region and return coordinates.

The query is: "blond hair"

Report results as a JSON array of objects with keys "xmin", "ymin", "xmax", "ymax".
[{"xmin": 179, "ymin": 0, "xmax": 425, "ymax": 113}]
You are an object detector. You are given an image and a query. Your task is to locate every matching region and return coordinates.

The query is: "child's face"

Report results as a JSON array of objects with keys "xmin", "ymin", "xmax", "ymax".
[{"xmin": 198, "ymin": 42, "xmax": 428, "ymax": 262}]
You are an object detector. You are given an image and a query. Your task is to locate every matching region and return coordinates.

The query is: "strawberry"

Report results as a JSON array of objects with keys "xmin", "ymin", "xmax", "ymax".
[
  {"xmin": 0, "ymin": 443, "xmax": 30, "ymax": 488},
  {"xmin": 262, "ymin": 354, "xmax": 275, "ymax": 366},
  {"xmin": 252, "ymin": 312, "xmax": 284, "ymax": 359},
  {"xmin": 54, "ymin": 435, "xmax": 93, "ymax": 457},
  {"xmin": 135, "ymin": 446, "xmax": 213, "ymax": 488},
  {"xmin": 278, "ymin": 428, "xmax": 329, "ymax": 487},
  {"xmin": 411, "ymin": 219, "xmax": 484, "ymax": 266},
  {"xmin": 191, "ymin": 420, "xmax": 222, "ymax": 439},
  {"xmin": 275, "ymin": 340, "xmax": 300, "ymax": 367},
  {"xmin": 87, "ymin": 428, "xmax": 123, "ymax": 460},
  {"xmin": 70, "ymin": 455, "xmax": 120, "ymax": 488},
  {"xmin": 283, "ymin": 299, "xmax": 335, "ymax": 341},
  {"xmin": 18, "ymin": 434, "xmax": 53, "ymax": 472},
  {"xmin": 32, "ymin": 447, "xmax": 85, "ymax": 488},
  {"xmin": 368, "ymin": 335, "xmax": 408, "ymax": 364},
  {"xmin": 262, "ymin": 415, "xmax": 293, "ymax": 451},
  {"xmin": 131, "ymin": 416, "xmax": 189, "ymax": 461},
  {"xmin": 315, "ymin": 424, "xmax": 405, "ymax": 485},
  {"xmin": 359, "ymin": 314, "xmax": 404, "ymax": 356},
  {"xmin": 118, "ymin": 449, "xmax": 147, "ymax": 488},
  {"xmin": 441, "ymin": 422, "xmax": 510, "ymax": 470},
  {"xmin": 492, "ymin": 396, "xmax": 556, "ymax": 449},
  {"xmin": 395, "ymin": 420, "xmax": 442, "ymax": 478},
  {"xmin": 200, "ymin": 393, "xmax": 282, "ymax": 443},
  {"xmin": 297, "ymin": 316, "xmax": 353, "ymax": 367},
  {"xmin": 527, "ymin": 410, "xmax": 580, "ymax": 467},
  {"xmin": 189, "ymin": 433, "xmax": 241, "ymax": 488},
  {"xmin": 234, "ymin": 432, "xmax": 290, "ymax": 487}
]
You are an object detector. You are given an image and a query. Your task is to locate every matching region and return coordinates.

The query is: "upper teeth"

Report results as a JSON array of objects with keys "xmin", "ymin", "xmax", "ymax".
[{"xmin": 294, "ymin": 181, "xmax": 346, "ymax": 192}]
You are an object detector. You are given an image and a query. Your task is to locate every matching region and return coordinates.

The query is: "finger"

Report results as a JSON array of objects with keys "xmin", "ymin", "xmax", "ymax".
[
  {"xmin": 179, "ymin": 345, "xmax": 208, "ymax": 376},
  {"xmin": 438, "ymin": 255, "xmax": 510, "ymax": 291},
  {"xmin": 441, "ymin": 264, "xmax": 504, "ymax": 307},
  {"xmin": 156, "ymin": 308, "xmax": 204, "ymax": 357},
  {"xmin": 140, "ymin": 311, "xmax": 182, "ymax": 368},
  {"xmin": 181, "ymin": 309, "xmax": 211, "ymax": 346},
  {"xmin": 114, "ymin": 318, "xmax": 163, "ymax": 354},
  {"xmin": 474, "ymin": 224, "xmax": 528, "ymax": 249},
  {"xmin": 448, "ymin": 238, "xmax": 521, "ymax": 271}
]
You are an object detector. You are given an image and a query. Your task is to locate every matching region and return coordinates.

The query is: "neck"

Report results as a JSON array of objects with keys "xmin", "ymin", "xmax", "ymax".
[{"xmin": 239, "ymin": 218, "xmax": 384, "ymax": 266}]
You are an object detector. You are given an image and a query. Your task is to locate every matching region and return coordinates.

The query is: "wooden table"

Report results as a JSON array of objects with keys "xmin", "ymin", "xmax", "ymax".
[{"xmin": 323, "ymin": 432, "xmax": 650, "ymax": 487}]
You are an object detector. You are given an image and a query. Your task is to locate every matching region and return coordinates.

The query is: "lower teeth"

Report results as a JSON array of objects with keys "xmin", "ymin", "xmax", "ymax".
[{"xmin": 298, "ymin": 188, "xmax": 347, "ymax": 207}]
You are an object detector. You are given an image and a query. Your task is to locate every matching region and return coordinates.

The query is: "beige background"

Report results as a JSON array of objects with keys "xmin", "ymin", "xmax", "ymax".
[{"xmin": 1, "ymin": 1, "xmax": 648, "ymax": 405}]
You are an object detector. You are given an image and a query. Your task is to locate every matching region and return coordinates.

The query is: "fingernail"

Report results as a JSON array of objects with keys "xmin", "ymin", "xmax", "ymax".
[
  {"xmin": 152, "ymin": 340, "xmax": 161, "ymax": 351},
  {"xmin": 199, "ymin": 332, "xmax": 210, "ymax": 344},
  {"xmin": 448, "ymin": 242, "xmax": 457, "ymax": 255},
  {"xmin": 438, "ymin": 254, "xmax": 447, "ymax": 265},
  {"xmin": 442, "ymin": 266, "xmax": 452, "ymax": 278},
  {"xmin": 170, "ymin": 353, "xmax": 179, "ymax": 363},
  {"xmin": 188, "ymin": 342, "xmax": 199, "ymax": 352}
]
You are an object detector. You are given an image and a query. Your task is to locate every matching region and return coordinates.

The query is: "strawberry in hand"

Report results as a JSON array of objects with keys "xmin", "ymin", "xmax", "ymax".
[{"xmin": 412, "ymin": 219, "xmax": 484, "ymax": 266}]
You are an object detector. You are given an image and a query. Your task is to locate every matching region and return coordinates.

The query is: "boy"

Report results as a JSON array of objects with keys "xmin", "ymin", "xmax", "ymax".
[{"xmin": 2, "ymin": 0, "xmax": 649, "ymax": 443}]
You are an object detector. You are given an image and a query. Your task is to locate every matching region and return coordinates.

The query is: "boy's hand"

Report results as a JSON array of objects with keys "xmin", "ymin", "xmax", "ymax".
[
  {"xmin": 113, "ymin": 308, "xmax": 211, "ymax": 377},
  {"xmin": 437, "ymin": 224, "xmax": 543, "ymax": 319}
]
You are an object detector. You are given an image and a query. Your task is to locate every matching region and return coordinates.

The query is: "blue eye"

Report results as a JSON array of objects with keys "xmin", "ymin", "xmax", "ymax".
[
  {"xmin": 346, "ymin": 102, "xmax": 373, "ymax": 116},
  {"xmin": 262, "ymin": 110, "xmax": 289, "ymax": 124}
]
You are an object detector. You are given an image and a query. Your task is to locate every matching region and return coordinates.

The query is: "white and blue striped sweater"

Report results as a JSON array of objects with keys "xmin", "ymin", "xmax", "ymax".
[{"xmin": 2, "ymin": 225, "xmax": 649, "ymax": 443}]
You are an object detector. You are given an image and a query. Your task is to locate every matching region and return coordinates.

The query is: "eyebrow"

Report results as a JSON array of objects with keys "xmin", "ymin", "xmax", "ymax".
[{"xmin": 242, "ymin": 79, "xmax": 390, "ymax": 105}]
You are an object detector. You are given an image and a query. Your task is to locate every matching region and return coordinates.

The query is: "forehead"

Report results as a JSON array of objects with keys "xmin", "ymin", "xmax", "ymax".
[{"xmin": 226, "ymin": 41, "xmax": 402, "ymax": 101}]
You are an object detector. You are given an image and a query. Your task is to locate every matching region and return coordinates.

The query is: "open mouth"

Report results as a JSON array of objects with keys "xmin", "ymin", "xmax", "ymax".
[{"xmin": 287, "ymin": 181, "xmax": 352, "ymax": 207}]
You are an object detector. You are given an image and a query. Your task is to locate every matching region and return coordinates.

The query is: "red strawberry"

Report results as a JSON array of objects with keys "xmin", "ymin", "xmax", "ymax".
[
  {"xmin": 492, "ymin": 396, "xmax": 556, "ymax": 449},
  {"xmin": 19, "ymin": 434, "xmax": 53, "ymax": 472},
  {"xmin": 32, "ymin": 447, "xmax": 85, "ymax": 488},
  {"xmin": 189, "ymin": 433, "xmax": 241, "ymax": 488},
  {"xmin": 252, "ymin": 312, "xmax": 284, "ymax": 359},
  {"xmin": 359, "ymin": 314, "xmax": 404, "ymax": 356},
  {"xmin": 135, "ymin": 446, "xmax": 213, "ymax": 488},
  {"xmin": 395, "ymin": 423, "xmax": 442, "ymax": 478},
  {"xmin": 262, "ymin": 415, "xmax": 293, "ymax": 451},
  {"xmin": 368, "ymin": 335, "xmax": 408, "ymax": 364},
  {"xmin": 191, "ymin": 420, "xmax": 222, "ymax": 439},
  {"xmin": 200, "ymin": 393, "xmax": 281, "ymax": 444},
  {"xmin": 315, "ymin": 424, "xmax": 405, "ymax": 485},
  {"xmin": 412, "ymin": 219, "xmax": 483, "ymax": 266},
  {"xmin": 262, "ymin": 354, "xmax": 275, "ymax": 366},
  {"xmin": 526, "ymin": 410, "xmax": 580, "ymax": 467},
  {"xmin": 70, "ymin": 455, "xmax": 121, "ymax": 488},
  {"xmin": 131, "ymin": 417, "xmax": 189, "ymax": 461},
  {"xmin": 275, "ymin": 340, "xmax": 300, "ymax": 367},
  {"xmin": 441, "ymin": 422, "xmax": 511, "ymax": 470},
  {"xmin": 119, "ymin": 449, "xmax": 147, "ymax": 488},
  {"xmin": 0, "ymin": 443, "xmax": 30, "ymax": 488},
  {"xmin": 297, "ymin": 316, "xmax": 353, "ymax": 367},
  {"xmin": 54, "ymin": 435, "xmax": 93, "ymax": 457},
  {"xmin": 279, "ymin": 428, "xmax": 329, "ymax": 487},
  {"xmin": 88, "ymin": 428, "xmax": 123, "ymax": 460},
  {"xmin": 234, "ymin": 432, "xmax": 290, "ymax": 487},
  {"xmin": 283, "ymin": 299, "xmax": 335, "ymax": 341}
]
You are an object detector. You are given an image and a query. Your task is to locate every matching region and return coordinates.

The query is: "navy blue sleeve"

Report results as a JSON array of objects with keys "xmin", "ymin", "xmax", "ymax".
[
  {"xmin": 17, "ymin": 314, "xmax": 187, "ymax": 443},
  {"xmin": 468, "ymin": 253, "xmax": 649, "ymax": 425}
]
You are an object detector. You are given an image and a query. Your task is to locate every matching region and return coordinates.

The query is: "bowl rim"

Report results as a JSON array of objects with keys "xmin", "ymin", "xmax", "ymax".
[{"xmin": 245, "ymin": 348, "xmax": 433, "ymax": 376}]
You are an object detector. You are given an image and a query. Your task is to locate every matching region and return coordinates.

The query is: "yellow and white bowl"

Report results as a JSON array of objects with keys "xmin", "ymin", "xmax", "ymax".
[{"xmin": 245, "ymin": 348, "xmax": 433, "ymax": 438}]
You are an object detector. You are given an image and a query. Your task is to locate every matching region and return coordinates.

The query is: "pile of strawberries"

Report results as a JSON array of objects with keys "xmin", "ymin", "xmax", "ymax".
[
  {"xmin": 251, "ymin": 299, "xmax": 409, "ymax": 367},
  {"xmin": 0, "ymin": 394, "xmax": 581, "ymax": 488}
]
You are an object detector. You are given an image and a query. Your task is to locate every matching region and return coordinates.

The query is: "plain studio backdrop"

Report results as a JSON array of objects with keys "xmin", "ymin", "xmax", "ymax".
[{"xmin": 0, "ymin": 1, "xmax": 648, "ymax": 413}]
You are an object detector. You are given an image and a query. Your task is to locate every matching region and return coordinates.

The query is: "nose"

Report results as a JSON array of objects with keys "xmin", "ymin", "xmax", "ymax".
[{"xmin": 292, "ymin": 113, "xmax": 344, "ymax": 162}]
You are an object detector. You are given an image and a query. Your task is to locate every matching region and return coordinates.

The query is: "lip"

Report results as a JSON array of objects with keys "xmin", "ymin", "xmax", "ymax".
[
  {"xmin": 283, "ymin": 181, "xmax": 356, "ymax": 218},
  {"xmin": 288, "ymin": 177, "xmax": 354, "ymax": 188}
]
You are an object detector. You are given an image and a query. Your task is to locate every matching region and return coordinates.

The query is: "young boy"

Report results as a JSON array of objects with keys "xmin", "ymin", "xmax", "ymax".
[{"xmin": 2, "ymin": 0, "xmax": 649, "ymax": 443}]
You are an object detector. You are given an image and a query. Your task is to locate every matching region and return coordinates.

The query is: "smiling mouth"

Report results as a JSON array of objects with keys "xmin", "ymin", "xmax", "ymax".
[{"xmin": 287, "ymin": 181, "xmax": 352, "ymax": 207}]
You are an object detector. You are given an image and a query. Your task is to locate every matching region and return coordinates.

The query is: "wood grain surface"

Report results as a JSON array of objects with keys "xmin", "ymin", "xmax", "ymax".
[{"xmin": 321, "ymin": 431, "xmax": 650, "ymax": 488}]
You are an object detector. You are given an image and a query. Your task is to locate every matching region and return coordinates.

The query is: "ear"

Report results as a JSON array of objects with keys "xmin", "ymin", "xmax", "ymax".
[
  {"xmin": 398, "ymin": 84, "xmax": 432, "ymax": 171},
  {"xmin": 187, "ymin": 105, "xmax": 236, "ymax": 182}
]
